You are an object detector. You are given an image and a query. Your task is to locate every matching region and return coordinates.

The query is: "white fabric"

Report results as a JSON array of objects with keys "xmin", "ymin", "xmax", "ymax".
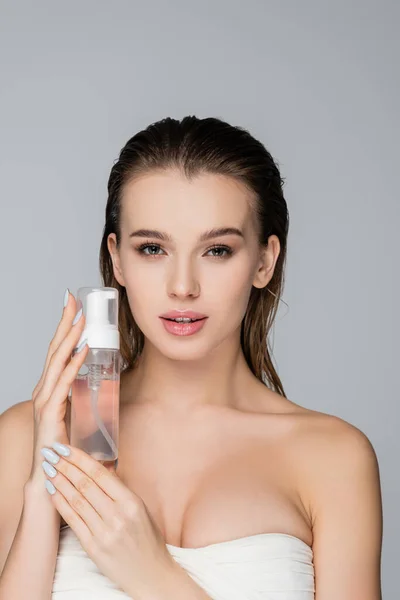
[{"xmin": 52, "ymin": 524, "xmax": 315, "ymax": 599}]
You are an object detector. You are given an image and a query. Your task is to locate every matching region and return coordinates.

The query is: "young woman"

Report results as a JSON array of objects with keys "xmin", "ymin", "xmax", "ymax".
[{"xmin": 0, "ymin": 116, "xmax": 383, "ymax": 599}]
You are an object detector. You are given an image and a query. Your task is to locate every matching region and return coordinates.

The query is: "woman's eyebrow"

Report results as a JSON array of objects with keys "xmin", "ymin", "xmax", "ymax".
[{"xmin": 129, "ymin": 227, "xmax": 244, "ymax": 242}]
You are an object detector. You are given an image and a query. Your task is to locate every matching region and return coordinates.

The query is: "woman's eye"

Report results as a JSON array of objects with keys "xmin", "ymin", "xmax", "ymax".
[
  {"xmin": 135, "ymin": 243, "xmax": 233, "ymax": 259},
  {"xmin": 138, "ymin": 244, "xmax": 163, "ymax": 256},
  {"xmin": 208, "ymin": 246, "xmax": 233, "ymax": 258}
]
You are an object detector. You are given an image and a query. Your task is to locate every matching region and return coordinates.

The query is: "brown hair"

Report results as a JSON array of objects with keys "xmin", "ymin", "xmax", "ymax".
[{"xmin": 99, "ymin": 116, "xmax": 289, "ymax": 397}]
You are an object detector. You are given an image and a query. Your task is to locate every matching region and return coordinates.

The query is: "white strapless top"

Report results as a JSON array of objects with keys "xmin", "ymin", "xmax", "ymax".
[{"xmin": 52, "ymin": 524, "xmax": 315, "ymax": 599}]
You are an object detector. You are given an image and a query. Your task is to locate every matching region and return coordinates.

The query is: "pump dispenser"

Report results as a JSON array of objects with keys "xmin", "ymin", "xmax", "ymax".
[{"xmin": 70, "ymin": 287, "xmax": 120, "ymax": 465}]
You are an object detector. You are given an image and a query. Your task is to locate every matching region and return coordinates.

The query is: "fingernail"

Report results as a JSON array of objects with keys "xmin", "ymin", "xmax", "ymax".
[
  {"xmin": 45, "ymin": 480, "xmax": 56, "ymax": 495},
  {"xmin": 42, "ymin": 461, "xmax": 57, "ymax": 478},
  {"xmin": 72, "ymin": 308, "xmax": 83, "ymax": 325},
  {"xmin": 76, "ymin": 337, "xmax": 88, "ymax": 353},
  {"xmin": 40, "ymin": 448, "xmax": 60, "ymax": 464},
  {"xmin": 63, "ymin": 288, "xmax": 70, "ymax": 308},
  {"xmin": 52, "ymin": 442, "xmax": 71, "ymax": 456}
]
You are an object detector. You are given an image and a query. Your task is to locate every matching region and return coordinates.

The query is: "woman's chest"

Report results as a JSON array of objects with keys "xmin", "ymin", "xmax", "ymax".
[{"xmin": 112, "ymin": 407, "xmax": 312, "ymax": 549}]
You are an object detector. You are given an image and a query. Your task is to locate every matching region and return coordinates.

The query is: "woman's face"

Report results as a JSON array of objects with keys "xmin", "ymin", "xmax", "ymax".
[{"xmin": 108, "ymin": 169, "xmax": 279, "ymax": 360}]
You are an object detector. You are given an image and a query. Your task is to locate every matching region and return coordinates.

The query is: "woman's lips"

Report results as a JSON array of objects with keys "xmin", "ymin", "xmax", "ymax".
[{"xmin": 160, "ymin": 317, "xmax": 208, "ymax": 336}]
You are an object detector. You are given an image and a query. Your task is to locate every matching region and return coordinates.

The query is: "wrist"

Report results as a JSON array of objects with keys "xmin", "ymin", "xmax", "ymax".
[
  {"xmin": 23, "ymin": 474, "xmax": 61, "ymax": 531},
  {"xmin": 24, "ymin": 473, "xmax": 59, "ymax": 512},
  {"xmin": 24, "ymin": 474, "xmax": 46, "ymax": 498}
]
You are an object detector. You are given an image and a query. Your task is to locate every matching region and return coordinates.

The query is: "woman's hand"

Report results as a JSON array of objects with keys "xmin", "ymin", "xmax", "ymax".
[
  {"xmin": 40, "ymin": 442, "xmax": 179, "ymax": 597},
  {"xmin": 27, "ymin": 290, "xmax": 89, "ymax": 489}
]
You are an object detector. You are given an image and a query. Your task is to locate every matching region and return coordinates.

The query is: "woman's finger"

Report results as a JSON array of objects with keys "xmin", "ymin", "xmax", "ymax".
[
  {"xmin": 48, "ymin": 445, "xmax": 130, "ymax": 504},
  {"xmin": 42, "ymin": 340, "xmax": 89, "ymax": 415},
  {"xmin": 45, "ymin": 475, "xmax": 95, "ymax": 549},
  {"xmin": 44, "ymin": 454, "xmax": 115, "ymax": 523},
  {"xmin": 32, "ymin": 291, "xmax": 78, "ymax": 401},
  {"xmin": 34, "ymin": 309, "xmax": 87, "ymax": 411}
]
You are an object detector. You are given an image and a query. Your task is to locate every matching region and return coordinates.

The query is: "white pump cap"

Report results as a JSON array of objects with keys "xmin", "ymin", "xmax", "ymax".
[{"xmin": 74, "ymin": 287, "xmax": 120, "ymax": 350}]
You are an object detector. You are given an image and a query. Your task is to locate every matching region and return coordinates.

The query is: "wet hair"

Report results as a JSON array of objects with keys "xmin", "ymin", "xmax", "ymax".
[{"xmin": 99, "ymin": 116, "xmax": 289, "ymax": 397}]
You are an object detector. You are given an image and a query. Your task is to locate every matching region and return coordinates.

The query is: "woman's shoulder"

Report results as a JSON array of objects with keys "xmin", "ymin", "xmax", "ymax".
[
  {"xmin": 282, "ymin": 397, "xmax": 375, "ymax": 453},
  {"xmin": 253, "ymin": 387, "xmax": 378, "ymax": 488},
  {"xmin": 256, "ymin": 386, "xmax": 373, "ymax": 445},
  {"xmin": 0, "ymin": 400, "xmax": 35, "ymax": 448},
  {"xmin": 270, "ymin": 394, "xmax": 380, "ymax": 513},
  {"xmin": 288, "ymin": 395, "xmax": 374, "ymax": 458}
]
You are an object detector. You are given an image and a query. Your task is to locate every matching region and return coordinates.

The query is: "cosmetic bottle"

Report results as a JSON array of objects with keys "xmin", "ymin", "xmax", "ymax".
[{"xmin": 70, "ymin": 287, "xmax": 120, "ymax": 466}]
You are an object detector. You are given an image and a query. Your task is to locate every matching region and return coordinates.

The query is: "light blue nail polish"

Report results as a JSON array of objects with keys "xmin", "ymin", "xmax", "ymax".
[
  {"xmin": 41, "ymin": 448, "xmax": 60, "ymax": 464},
  {"xmin": 76, "ymin": 338, "xmax": 88, "ymax": 354},
  {"xmin": 45, "ymin": 479, "xmax": 56, "ymax": 495},
  {"xmin": 72, "ymin": 308, "xmax": 83, "ymax": 325},
  {"xmin": 42, "ymin": 460, "xmax": 57, "ymax": 478},
  {"xmin": 52, "ymin": 442, "xmax": 71, "ymax": 456},
  {"xmin": 63, "ymin": 288, "xmax": 70, "ymax": 308}
]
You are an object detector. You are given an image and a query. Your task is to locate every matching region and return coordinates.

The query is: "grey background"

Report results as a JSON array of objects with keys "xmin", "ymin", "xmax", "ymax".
[{"xmin": 0, "ymin": 0, "xmax": 398, "ymax": 596}]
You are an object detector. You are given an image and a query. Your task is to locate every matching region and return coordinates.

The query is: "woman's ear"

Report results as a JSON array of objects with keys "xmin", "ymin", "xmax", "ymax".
[
  {"xmin": 252, "ymin": 235, "xmax": 280, "ymax": 289},
  {"xmin": 107, "ymin": 234, "xmax": 126, "ymax": 287}
]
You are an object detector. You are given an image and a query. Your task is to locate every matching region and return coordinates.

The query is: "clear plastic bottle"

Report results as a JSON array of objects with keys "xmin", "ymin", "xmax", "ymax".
[{"xmin": 70, "ymin": 287, "xmax": 120, "ymax": 467}]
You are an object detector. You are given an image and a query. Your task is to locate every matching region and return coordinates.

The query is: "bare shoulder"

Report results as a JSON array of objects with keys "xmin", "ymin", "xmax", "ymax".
[
  {"xmin": 0, "ymin": 401, "xmax": 36, "ymax": 574},
  {"xmin": 292, "ymin": 406, "xmax": 379, "ymax": 469},
  {"xmin": 0, "ymin": 399, "xmax": 35, "ymax": 480},
  {"xmin": 280, "ymin": 396, "xmax": 380, "ymax": 476},
  {"xmin": 255, "ymin": 388, "xmax": 380, "ymax": 513},
  {"xmin": 0, "ymin": 398, "xmax": 34, "ymax": 417},
  {"xmin": 0, "ymin": 399, "xmax": 35, "ymax": 434},
  {"xmin": 285, "ymin": 403, "xmax": 382, "ymax": 526},
  {"xmin": 264, "ymin": 389, "xmax": 378, "ymax": 459},
  {"xmin": 280, "ymin": 403, "xmax": 383, "ymax": 596},
  {"xmin": 0, "ymin": 399, "xmax": 35, "ymax": 431}
]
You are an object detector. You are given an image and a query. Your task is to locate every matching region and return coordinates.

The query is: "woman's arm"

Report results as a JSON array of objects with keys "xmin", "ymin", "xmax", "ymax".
[
  {"xmin": 0, "ymin": 480, "xmax": 61, "ymax": 600},
  {"xmin": 0, "ymin": 403, "xmax": 61, "ymax": 600},
  {"xmin": 306, "ymin": 417, "xmax": 383, "ymax": 600}
]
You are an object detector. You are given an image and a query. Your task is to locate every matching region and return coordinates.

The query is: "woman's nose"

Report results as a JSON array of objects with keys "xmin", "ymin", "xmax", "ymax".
[{"xmin": 167, "ymin": 262, "xmax": 200, "ymax": 299}]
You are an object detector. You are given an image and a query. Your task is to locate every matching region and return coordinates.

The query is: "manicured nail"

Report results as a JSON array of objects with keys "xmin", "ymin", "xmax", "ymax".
[
  {"xmin": 72, "ymin": 308, "xmax": 83, "ymax": 325},
  {"xmin": 42, "ymin": 461, "xmax": 57, "ymax": 478},
  {"xmin": 40, "ymin": 448, "xmax": 60, "ymax": 464},
  {"xmin": 63, "ymin": 288, "xmax": 70, "ymax": 308},
  {"xmin": 76, "ymin": 338, "xmax": 88, "ymax": 353},
  {"xmin": 52, "ymin": 442, "xmax": 71, "ymax": 456},
  {"xmin": 45, "ymin": 479, "xmax": 56, "ymax": 495}
]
